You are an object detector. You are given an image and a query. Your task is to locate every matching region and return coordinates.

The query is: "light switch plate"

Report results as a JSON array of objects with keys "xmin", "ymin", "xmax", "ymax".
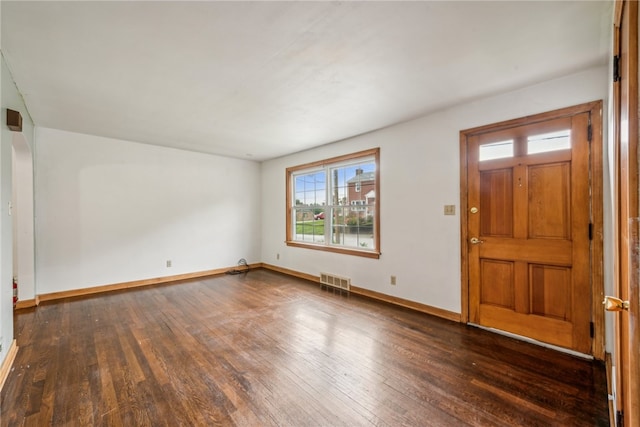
[{"xmin": 444, "ymin": 205, "xmax": 456, "ymax": 215}]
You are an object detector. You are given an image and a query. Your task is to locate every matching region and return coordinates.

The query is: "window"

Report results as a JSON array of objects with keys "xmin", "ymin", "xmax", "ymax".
[
  {"xmin": 350, "ymin": 200, "xmax": 366, "ymax": 211},
  {"xmin": 527, "ymin": 130, "xmax": 571, "ymax": 154},
  {"xmin": 286, "ymin": 148, "xmax": 380, "ymax": 258},
  {"xmin": 479, "ymin": 140, "xmax": 514, "ymax": 161}
]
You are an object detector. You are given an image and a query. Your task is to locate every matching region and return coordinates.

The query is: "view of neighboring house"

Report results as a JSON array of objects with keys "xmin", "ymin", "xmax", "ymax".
[{"xmin": 347, "ymin": 169, "xmax": 376, "ymax": 219}]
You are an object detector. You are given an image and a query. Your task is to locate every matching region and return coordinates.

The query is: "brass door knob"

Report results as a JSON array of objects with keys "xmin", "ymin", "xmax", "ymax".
[
  {"xmin": 470, "ymin": 237, "xmax": 484, "ymax": 245},
  {"xmin": 603, "ymin": 296, "xmax": 629, "ymax": 311}
]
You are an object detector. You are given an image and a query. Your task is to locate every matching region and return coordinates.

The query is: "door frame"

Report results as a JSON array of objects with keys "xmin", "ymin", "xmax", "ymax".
[
  {"xmin": 459, "ymin": 101, "xmax": 604, "ymax": 359},
  {"xmin": 612, "ymin": 0, "xmax": 639, "ymax": 423}
]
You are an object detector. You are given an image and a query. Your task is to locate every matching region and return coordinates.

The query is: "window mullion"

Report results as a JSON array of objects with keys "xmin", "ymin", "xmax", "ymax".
[{"xmin": 324, "ymin": 167, "xmax": 331, "ymax": 244}]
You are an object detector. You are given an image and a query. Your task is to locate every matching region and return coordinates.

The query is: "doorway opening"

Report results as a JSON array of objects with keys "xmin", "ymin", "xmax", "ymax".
[{"xmin": 11, "ymin": 131, "xmax": 35, "ymax": 308}]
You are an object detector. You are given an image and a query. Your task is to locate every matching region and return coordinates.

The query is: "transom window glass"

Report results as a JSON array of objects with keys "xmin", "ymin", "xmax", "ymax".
[
  {"xmin": 479, "ymin": 140, "xmax": 514, "ymax": 161},
  {"xmin": 527, "ymin": 130, "xmax": 571, "ymax": 154},
  {"xmin": 286, "ymin": 148, "xmax": 380, "ymax": 258}
]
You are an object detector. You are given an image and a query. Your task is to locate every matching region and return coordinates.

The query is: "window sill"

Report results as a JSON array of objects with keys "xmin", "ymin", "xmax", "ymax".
[{"xmin": 285, "ymin": 241, "xmax": 381, "ymax": 259}]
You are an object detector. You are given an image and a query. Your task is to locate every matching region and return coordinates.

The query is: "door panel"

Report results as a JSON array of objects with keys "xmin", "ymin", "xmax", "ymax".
[
  {"xmin": 530, "ymin": 264, "xmax": 571, "ymax": 320},
  {"xmin": 480, "ymin": 169, "xmax": 513, "ymax": 237},
  {"xmin": 466, "ymin": 111, "xmax": 592, "ymax": 355},
  {"xmin": 480, "ymin": 259, "xmax": 514, "ymax": 309},
  {"xmin": 528, "ymin": 163, "xmax": 570, "ymax": 239}
]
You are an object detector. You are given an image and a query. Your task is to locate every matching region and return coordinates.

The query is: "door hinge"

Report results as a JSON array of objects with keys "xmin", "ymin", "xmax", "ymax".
[
  {"xmin": 589, "ymin": 321, "xmax": 594, "ymax": 338},
  {"xmin": 614, "ymin": 55, "xmax": 621, "ymax": 82},
  {"xmin": 589, "ymin": 223, "xmax": 593, "ymax": 240},
  {"xmin": 616, "ymin": 409, "xmax": 624, "ymax": 426}
]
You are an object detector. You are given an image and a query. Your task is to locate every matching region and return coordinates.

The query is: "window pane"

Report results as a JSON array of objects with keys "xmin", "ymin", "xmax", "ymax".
[
  {"xmin": 293, "ymin": 208, "xmax": 325, "ymax": 243},
  {"xmin": 527, "ymin": 130, "xmax": 571, "ymax": 154},
  {"xmin": 330, "ymin": 207, "xmax": 348, "ymax": 246},
  {"xmin": 326, "ymin": 161, "xmax": 376, "ymax": 250},
  {"xmin": 332, "ymin": 163, "xmax": 375, "ymax": 205},
  {"xmin": 293, "ymin": 171, "xmax": 326, "ymax": 207},
  {"xmin": 331, "ymin": 206, "xmax": 375, "ymax": 249},
  {"xmin": 479, "ymin": 140, "xmax": 514, "ymax": 161}
]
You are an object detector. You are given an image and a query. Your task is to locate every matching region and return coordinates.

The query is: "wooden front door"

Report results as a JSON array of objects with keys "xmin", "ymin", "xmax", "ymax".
[
  {"xmin": 611, "ymin": 0, "xmax": 639, "ymax": 424},
  {"xmin": 462, "ymin": 103, "xmax": 602, "ymax": 355}
]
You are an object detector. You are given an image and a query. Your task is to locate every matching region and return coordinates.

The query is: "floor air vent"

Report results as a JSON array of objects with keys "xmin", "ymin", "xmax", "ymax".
[{"xmin": 320, "ymin": 273, "xmax": 351, "ymax": 291}]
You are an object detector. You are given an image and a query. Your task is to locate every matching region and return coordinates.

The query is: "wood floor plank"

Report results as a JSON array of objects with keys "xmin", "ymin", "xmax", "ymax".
[{"xmin": 2, "ymin": 269, "xmax": 609, "ymax": 426}]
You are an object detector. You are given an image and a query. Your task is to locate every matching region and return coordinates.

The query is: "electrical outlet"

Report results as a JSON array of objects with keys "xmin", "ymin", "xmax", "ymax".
[
  {"xmin": 166, "ymin": 260, "xmax": 172, "ymax": 268},
  {"xmin": 390, "ymin": 275, "xmax": 397, "ymax": 286}
]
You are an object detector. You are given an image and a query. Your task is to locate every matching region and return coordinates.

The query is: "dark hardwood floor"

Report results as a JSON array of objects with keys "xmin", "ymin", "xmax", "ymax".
[{"xmin": 2, "ymin": 269, "xmax": 608, "ymax": 426}]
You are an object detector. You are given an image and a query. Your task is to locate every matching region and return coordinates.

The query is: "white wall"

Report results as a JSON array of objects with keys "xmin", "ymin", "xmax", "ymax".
[
  {"xmin": 261, "ymin": 66, "xmax": 609, "ymax": 314},
  {"xmin": 35, "ymin": 128, "xmax": 261, "ymax": 295}
]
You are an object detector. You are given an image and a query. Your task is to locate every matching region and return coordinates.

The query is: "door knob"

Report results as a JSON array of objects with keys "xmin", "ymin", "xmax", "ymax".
[
  {"xmin": 603, "ymin": 296, "xmax": 629, "ymax": 311},
  {"xmin": 470, "ymin": 237, "xmax": 484, "ymax": 245}
]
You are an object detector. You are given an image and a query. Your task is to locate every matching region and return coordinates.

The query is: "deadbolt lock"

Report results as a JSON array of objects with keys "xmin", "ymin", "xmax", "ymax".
[{"xmin": 470, "ymin": 207, "xmax": 478, "ymax": 214}]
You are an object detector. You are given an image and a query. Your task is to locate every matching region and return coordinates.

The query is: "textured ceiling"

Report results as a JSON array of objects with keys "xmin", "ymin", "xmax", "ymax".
[{"xmin": 2, "ymin": 1, "xmax": 612, "ymax": 160}]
